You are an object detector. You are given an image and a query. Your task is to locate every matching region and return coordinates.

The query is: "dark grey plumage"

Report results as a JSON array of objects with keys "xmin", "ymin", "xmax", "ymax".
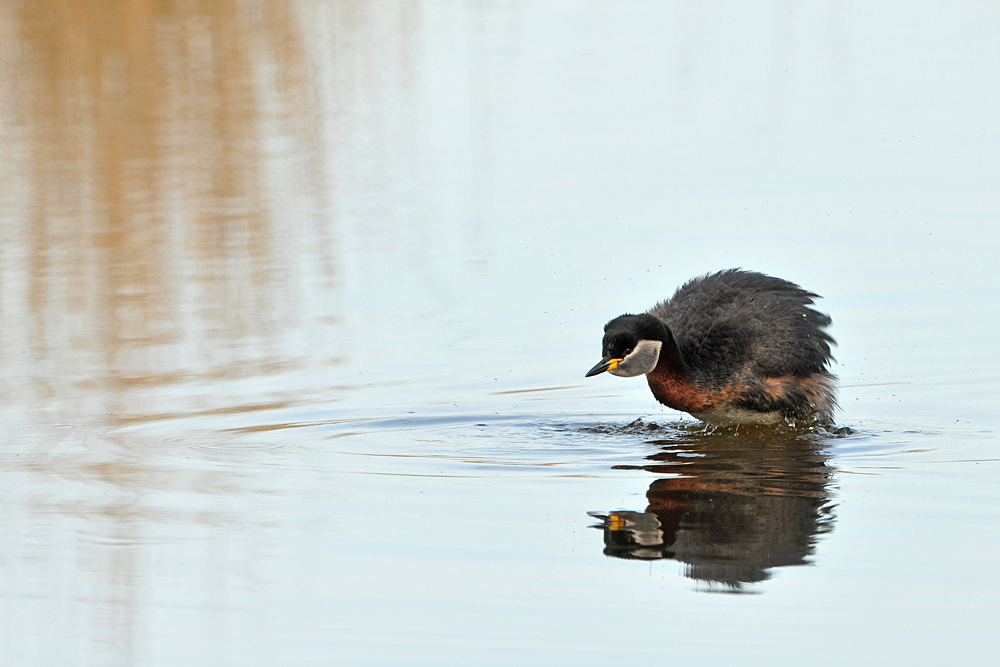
[
  {"xmin": 588, "ymin": 269, "xmax": 838, "ymax": 424},
  {"xmin": 648, "ymin": 269, "xmax": 834, "ymax": 391}
]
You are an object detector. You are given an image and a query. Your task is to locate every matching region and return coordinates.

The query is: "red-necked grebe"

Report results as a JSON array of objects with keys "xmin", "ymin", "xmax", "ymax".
[{"xmin": 586, "ymin": 269, "xmax": 837, "ymax": 425}]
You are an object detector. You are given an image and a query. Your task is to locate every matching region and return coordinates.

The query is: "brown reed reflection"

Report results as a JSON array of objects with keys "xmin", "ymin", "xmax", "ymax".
[
  {"xmin": 0, "ymin": 3, "xmax": 422, "ymax": 660},
  {"xmin": 590, "ymin": 422, "xmax": 838, "ymax": 591},
  {"xmin": 8, "ymin": 0, "xmax": 316, "ymax": 390},
  {"xmin": 0, "ymin": 1, "xmax": 433, "ymax": 427}
]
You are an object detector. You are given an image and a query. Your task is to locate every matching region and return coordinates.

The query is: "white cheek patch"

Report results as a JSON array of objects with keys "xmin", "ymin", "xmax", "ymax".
[{"xmin": 608, "ymin": 340, "xmax": 662, "ymax": 377}]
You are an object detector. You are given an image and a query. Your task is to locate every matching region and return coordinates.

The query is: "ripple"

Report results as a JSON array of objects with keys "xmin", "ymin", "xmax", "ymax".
[{"xmin": 190, "ymin": 441, "xmax": 289, "ymax": 451}]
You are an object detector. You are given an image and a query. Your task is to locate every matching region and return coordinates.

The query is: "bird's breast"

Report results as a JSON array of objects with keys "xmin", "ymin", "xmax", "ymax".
[{"xmin": 645, "ymin": 367, "xmax": 741, "ymax": 414}]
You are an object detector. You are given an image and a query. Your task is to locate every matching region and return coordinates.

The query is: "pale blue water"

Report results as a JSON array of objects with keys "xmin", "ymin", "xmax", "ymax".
[{"xmin": 1, "ymin": 1, "xmax": 998, "ymax": 664}]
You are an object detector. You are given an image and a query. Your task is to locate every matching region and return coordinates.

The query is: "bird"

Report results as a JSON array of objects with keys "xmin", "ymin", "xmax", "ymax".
[{"xmin": 585, "ymin": 269, "xmax": 837, "ymax": 426}]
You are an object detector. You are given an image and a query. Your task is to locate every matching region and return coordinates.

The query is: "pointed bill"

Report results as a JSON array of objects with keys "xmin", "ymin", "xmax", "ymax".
[{"xmin": 585, "ymin": 357, "xmax": 620, "ymax": 377}]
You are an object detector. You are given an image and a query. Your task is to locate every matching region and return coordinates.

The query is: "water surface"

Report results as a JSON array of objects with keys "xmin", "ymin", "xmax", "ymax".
[{"xmin": 1, "ymin": 1, "xmax": 999, "ymax": 664}]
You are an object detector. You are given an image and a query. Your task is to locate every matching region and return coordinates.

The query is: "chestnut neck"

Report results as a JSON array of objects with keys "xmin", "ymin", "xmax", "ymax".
[
  {"xmin": 650, "ymin": 321, "xmax": 687, "ymax": 379},
  {"xmin": 646, "ymin": 324, "xmax": 724, "ymax": 413}
]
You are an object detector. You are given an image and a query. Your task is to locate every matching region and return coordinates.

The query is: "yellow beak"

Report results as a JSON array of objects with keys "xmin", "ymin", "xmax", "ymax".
[{"xmin": 585, "ymin": 357, "xmax": 621, "ymax": 377}]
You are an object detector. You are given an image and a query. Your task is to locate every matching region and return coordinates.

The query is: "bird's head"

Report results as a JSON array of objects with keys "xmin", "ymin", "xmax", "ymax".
[{"xmin": 585, "ymin": 313, "xmax": 666, "ymax": 378}]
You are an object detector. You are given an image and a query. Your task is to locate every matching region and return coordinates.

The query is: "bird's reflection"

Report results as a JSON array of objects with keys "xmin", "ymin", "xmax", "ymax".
[{"xmin": 590, "ymin": 421, "xmax": 841, "ymax": 590}]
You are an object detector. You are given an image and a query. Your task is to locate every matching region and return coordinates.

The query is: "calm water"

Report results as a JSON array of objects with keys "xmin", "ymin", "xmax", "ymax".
[{"xmin": 2, "ymin": 1, "xmax": 999, "ymax": 664}]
